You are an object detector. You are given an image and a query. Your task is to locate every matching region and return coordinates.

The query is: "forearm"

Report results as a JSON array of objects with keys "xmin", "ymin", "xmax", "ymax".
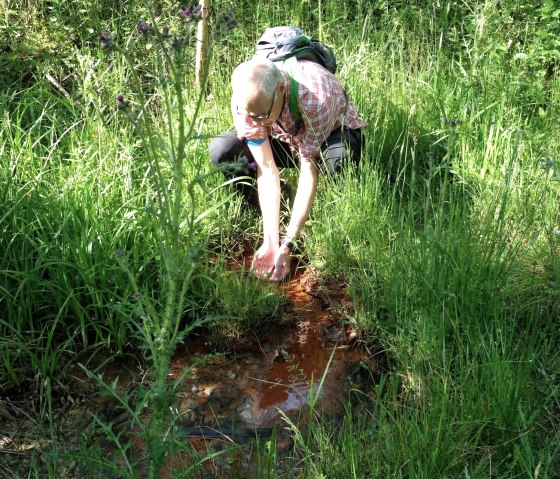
[
  {"xmin": 248, "ymin": 139, "xmax": 281, "ymax": 248},
  {"xmin": 285, "ymin": 159, "xmax": 318, "ymax": 241},
  {"xmin": 257, "ymin": 163, "xmax": 281, "ymax": 247}
]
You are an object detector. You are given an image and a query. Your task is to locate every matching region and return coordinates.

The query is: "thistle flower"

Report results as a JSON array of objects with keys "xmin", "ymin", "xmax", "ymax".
[
  {"xmin": 181, "ymin": 3, "xmax": 202, "ymax": 22},
  {"xmin": 98, "ymin": 31, "xmax": 117, "ymax": 50},
  {"xmin": 171, "ymin": 36, "xmax": 186, "ymax": 50},
  {"xmin": 117, "ymin": 94, "xmax": 130, "ymax": 111},
  {"xmin": 218, "ymin": 11, "xmax": 236, "ymax": 30},
  {"xmin": 444, "ymin": 117, "xmax": 462, "ymax": 128},
  {"xmin": 137, "ymin": 20, "xmax": 155, "ymax": 36}
]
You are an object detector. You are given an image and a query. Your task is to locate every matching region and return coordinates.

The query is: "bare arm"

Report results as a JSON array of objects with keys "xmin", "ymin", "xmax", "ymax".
[
  {"xmin": 247, "ymin": 142, "xmax": 319, "ymax": 282},
  {"xmin": 285, "ymin": 158, "xmax": 319, "ymax": 242},
  {"xmin": 248, "ymin": 139, "xmax": 281, "ymax": 277},
  {"xmin": 268, "ymin": 157, "xmax": 318, "ymax": 282}
]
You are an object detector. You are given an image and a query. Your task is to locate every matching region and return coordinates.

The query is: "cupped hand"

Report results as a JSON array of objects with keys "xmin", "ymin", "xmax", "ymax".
[
  {"xmin": 251, "ymin": 244, "xmax": 277, "ymax": 279},
  {"xmin": 269, "ymin": 247, "xmax": 291, "ymax": 282},
  {"xmin": 250, "ymin": 244, "xmax": 291, "ymax": 281}
]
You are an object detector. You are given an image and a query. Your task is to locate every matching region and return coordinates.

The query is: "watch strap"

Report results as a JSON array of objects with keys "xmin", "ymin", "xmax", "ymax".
[{"xmin": 281, "ymin": 237, "xmax": 295, "ymax": 251}]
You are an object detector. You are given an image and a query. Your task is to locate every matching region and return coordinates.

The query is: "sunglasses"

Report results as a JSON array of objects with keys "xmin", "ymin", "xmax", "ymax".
[{"xmin": 237, "ymin": 89, "xmax": 276, "ymax": 122}]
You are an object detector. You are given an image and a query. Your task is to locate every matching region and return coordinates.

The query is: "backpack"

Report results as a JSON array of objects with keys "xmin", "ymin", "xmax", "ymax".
[
  {"xmin": 255, "ymin": 26, "xmax": 337, "ymax": 74},
  {"xmin": 254, "ymin": 26, "xmax": 338, "ymax": 123}
]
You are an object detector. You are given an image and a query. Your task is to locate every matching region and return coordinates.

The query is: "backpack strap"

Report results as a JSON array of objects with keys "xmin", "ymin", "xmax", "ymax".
[
  {"xmin": 281, "ymin": 57, "xmax": 303, "ymax": 131},
  {"xmin": 288, "ymin": 75, "xmax": 302, "ymax": 122}
]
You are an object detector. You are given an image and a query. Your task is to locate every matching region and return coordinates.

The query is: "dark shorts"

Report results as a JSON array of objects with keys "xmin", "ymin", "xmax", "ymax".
[
  {"xmin": 208, "ymin": 127, "xmax": 363, "ymax": 203},
  {"xmin": 210, "ymin": 127, "xmax": 363, "ymax": 174}
]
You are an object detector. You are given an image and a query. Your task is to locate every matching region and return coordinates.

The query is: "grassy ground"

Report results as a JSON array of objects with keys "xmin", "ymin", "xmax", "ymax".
[{"xmin": 1, "ymin": 0, "xmax": 559, "ymax": 477}]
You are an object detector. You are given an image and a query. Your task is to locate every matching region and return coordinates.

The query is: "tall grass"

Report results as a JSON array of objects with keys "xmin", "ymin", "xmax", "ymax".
[{"xmin": 303, "ymin": 2, "xmax": 559, "ymax": 475}]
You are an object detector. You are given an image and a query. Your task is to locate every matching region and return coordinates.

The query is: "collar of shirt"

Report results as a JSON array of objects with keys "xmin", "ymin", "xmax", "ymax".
[{"xmin": 270, "ymin": 71, "xmax": 300, "ymax": 139}]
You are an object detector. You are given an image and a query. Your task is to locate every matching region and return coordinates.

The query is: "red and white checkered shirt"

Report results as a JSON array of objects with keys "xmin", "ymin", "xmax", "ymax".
[{"xmin": 231, "ymin": 60, "xmax": 365, "ymax": 163}]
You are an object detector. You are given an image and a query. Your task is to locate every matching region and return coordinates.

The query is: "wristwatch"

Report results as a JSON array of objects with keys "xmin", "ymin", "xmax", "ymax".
[{"xmin": 280, "ymin": 237, "xmax": 295, "ymax": 251}]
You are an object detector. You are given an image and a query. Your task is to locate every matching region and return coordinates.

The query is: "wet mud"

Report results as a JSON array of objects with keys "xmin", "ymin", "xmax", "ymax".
[{"xmin": 147, "ymin": 266, "xmax": 375, "ymax": 476}]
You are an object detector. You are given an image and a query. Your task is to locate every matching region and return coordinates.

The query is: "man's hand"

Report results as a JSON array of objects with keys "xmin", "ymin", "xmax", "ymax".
[
  {"xmin": 251, "ymin": 244, "xmax": 277, "ymax": 278},
  {"xmin": 251, "ymin": 244, "xmax": 291, "ymax": 281},
  {"xmin": 270, "ymin": 245, "xmax": 291, "ymax": 282}
]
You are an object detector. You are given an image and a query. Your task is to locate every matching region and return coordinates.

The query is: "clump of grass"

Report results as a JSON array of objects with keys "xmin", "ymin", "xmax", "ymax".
[
  {"xmin": 203, "ymin": 265, "xmax": 289, "ymax": 348},
  {"xmin": 300, "ymin": 1, "xmax": 559, "ymax": 476}
]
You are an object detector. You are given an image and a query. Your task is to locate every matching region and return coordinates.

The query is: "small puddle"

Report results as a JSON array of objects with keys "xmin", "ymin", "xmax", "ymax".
[{"xmin": 169, "ymin": 265, "xmax": 366, "ymax": 434}]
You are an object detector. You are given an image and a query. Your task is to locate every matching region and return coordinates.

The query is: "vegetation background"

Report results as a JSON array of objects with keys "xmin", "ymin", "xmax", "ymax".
[{"xmin": 1, "ymin": 0, "xmax": 558, "ymax": 477}]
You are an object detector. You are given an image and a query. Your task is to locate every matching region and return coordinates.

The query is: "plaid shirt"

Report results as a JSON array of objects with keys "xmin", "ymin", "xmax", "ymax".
[{"xmin": 232, "ymin": 60, "xmax": 365, "ymax": 163}]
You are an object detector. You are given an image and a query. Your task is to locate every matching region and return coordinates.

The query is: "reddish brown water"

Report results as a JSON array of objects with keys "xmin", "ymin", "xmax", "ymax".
[
  {"xmin": 144, "ymin": 266, "xmax": 370, "ymax": 477},
  {"xmin": 168, "ymin": 267, "xmax": 364, "ymax": 434}
]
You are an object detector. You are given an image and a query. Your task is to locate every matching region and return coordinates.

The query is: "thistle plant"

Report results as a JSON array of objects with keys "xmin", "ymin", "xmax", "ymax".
[{"xmin": 95, "ymin": 4, "xmax": 236, "ymax": 477}]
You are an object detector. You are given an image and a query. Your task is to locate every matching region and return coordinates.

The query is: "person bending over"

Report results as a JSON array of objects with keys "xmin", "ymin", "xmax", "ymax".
[{"xmin": 209, "ymin": 57, "xmax": 365, "ymax": 281}]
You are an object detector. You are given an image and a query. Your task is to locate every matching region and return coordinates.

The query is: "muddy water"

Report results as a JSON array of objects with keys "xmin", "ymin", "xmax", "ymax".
[
  {"xmin": 104, "ymin": 266, "xmax": 372, "ymax": 478},
  {"xmin": 169, "ymin": 268, "xmax": 365, "ymax": 437}
]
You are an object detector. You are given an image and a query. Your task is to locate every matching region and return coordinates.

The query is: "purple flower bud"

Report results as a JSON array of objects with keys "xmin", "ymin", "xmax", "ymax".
[
  {"xmin": 98, "ymin": 31, "xmax": 117, "ymax": 50},
  {"xmin": 181, "ymin": 3, "xmax": 202, "ymax": 21},
  {"xmin": 171, "ymin": 36, "xmax": 186, "ymax": 50},
  {"xmin": 137, "ymin": 20, "xmax": 148, "ymax": 33},
  {"xmin": 444, "ymin": 117, "xmax": 462, "ymax": 128},
  {"xmin": 137, "ymin": 20, "xmax": 155, "ymax": 36},
  {"xmin": 116, "ymin": 95, "xmax": 130, "ymax": 111},
  {"xmin": 218, "ymin": 11, "xmax": 236, "ymax": 31}
]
